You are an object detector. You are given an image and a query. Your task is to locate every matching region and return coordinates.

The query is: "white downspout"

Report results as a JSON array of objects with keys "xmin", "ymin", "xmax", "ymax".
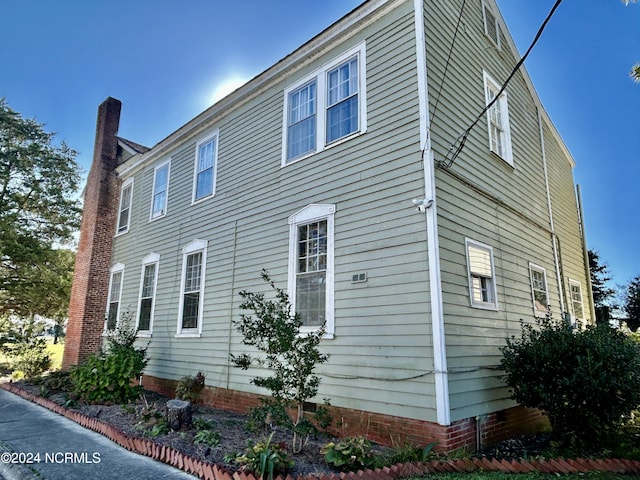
[
  {"xmin": 414, "ymin": 0, "xmax": 450, "ymax": 426},
  {"xmin": 538, "ymin": 108, "xmax": 565, "ymax": 315}
]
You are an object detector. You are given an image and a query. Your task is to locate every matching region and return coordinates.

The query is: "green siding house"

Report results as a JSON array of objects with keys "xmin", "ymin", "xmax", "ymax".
[{"xmin": 64, "ymin": 0, "xmax": 593, "ymax": 451}]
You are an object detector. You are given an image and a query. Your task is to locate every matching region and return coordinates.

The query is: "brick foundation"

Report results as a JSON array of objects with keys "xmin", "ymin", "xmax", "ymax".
[
  {"xmin": 62, "ymin": 97, "xmax": 122, "ymax": 369},
  {"xmin": 140, "ymin": 374, "xmax": 547, "ymax": 452}
]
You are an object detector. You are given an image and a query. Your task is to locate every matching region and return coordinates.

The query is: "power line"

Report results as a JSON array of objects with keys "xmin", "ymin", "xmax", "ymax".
[
  {"xmin": 430, "ymin": 0, "xmax": 468, "ymax": 126},
  {"xmin": 440, "ymin": 0, "xmax": 564, "ymax": 169}
]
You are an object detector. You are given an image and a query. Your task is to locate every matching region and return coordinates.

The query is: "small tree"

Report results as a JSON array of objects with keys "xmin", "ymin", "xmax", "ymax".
[
  {"xmin": 231, "ymin": 270, "xmax": 329, "ymax": 453},
  {"xmin": 623, "ymin": 276, "xmax": 640, "ymax": 332},
  {"xmin": 500, "ymin": 313, "xmax": 640, "ymax": 449},
  {"xmin": 588, "ymin": 249, "xmax": 616, "ymax": 324}
]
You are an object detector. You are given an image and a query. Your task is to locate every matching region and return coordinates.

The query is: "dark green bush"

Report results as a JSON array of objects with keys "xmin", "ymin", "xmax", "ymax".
[
  {"xmin": 175, "ymin": 371, "xmax": 205, "ymax": 403},
  {"xmin": 70, "ymin": 317, "xmax": 147, "ymax": 404},
  {"xmin": 12, "ymin": 337, "xmax": 51, "ymax": 378},
  {"xmin": 500, "ymin": 315, "xmax": 640, "ymax": 448},
  {"xmin": 321, "ymin": 436, "xmax": 376, "ymax": 470}
]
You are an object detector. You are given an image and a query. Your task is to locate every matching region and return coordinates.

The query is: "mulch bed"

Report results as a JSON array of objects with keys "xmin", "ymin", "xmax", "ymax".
[{"xmin": 4, "ymin": 380, "xmax": 640, "ymax": 478}]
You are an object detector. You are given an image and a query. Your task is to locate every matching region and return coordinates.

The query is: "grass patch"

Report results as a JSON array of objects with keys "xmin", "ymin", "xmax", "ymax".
[
  {"xmin": 46, "ymin": 341, "xmax": 64, "ymax": 371},
  {"xmin": 411, "ymin": 473, "xmax": 630, "ymax": 480}
]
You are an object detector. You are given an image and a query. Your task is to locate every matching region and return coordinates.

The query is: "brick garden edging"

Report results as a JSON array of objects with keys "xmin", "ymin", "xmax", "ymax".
[{"xmin": 3, "ymin": 382, "xmax": 640, "ymax": 477}]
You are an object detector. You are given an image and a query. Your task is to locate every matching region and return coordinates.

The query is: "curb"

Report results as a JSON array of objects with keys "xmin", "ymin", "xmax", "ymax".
[{"xmin": 2, "ymin": 382, "xmax": 640, "ymax": 478}]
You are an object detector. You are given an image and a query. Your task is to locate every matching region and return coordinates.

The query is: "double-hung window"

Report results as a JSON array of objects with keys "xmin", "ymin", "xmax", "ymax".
[
  {"xmin": 151, "ymin": 161, "xmax": 170, "ymax": 219},
  {"xmin": 529, "ymin": 263, "xmax": 549, "ymax": 317},
  {"xmin": 569, "ymin": 279, "xmax": 584, "ymax": 323},
  {"xmin": 193, "ymin": 133, "xmax": 218, "ymax": 203},
  {"xmin": 466, "ymin": 239, "xmax": 498, "ymax": 310},
  {"xmin": 137, "ymin": 253, "xmax": 159, "ymax": 334},
  {"xmin": 106, "ymin": 263, "xmax": 125, "ymax": 331},
  {"xmin": 283, "ymin": 42, "xmax": 366, "ymax": 165},
  {"xmin": 483, "ymin": 71, "xmax": 512, "ymax": 165},
  {"xmin": 288, "ymin": 204, "xmax": 335, "ymax": 336},
  {"xmin": 116, "ymin": 178, "xmax": 134, "ymax": 234},
  {"xmin": 177, "ymin": 240, "xmax": 207, "ymax": 336}
]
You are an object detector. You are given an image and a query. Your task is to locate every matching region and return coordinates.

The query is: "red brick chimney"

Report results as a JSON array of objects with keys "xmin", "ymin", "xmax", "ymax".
[{"xmin": 62, "ymin": 97, "xmax": 121, "ymax": 368}]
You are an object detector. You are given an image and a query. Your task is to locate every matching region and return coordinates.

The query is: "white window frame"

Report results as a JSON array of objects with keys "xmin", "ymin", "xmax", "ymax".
[
  {"xmin": 150, "ymin": 160, "xmax": 170, "ymax": 220},
  {"xmin": 192, "ymin": 131, "xmax": 219, "ymax": 204},
  {"xmin": 288, "ymin": 204, "xmax": 336, "ymax": 338},
  {"xmin": 116, "ymin": 177, "xmax": 134, "ymax": 235},
  {"xmin": 483, "ymin": 71, "xmax": 513, "ymax": 165},
  {"xmin": 136, "ymin": 253, "xmax": 160, "ymax": 336},
  {"xmin": 529, "ymin": 263, "xmax": 549, "ymax": 318},
  {"xmin": 282, "ymin": 42, "xmax": 367, "ymax": 166},
  {"xmin": 465, "ymin": 239, "xmax": 499, "ymax": 310},
  {"xmin": 176, "ymin": 239, "xmax": 208, "ymax": 337},
  {"xmin": 105, "ymin": 263, "xmax": 125, "ymax": 332},
  {"xmin": 568, "ymin": 278, "xmax": 585, "ymax": 323}
]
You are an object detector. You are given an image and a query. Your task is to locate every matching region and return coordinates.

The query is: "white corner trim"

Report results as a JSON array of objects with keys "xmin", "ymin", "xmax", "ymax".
[{"xmin": 414, "ymin": 0, "xmax": 450, "ymax": 426}]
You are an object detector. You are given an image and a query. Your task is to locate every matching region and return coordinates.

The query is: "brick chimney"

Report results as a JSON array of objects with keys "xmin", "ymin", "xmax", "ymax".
[{"xmin": 62, "ymin": 97, "xmax": 121, "ymax": 368}]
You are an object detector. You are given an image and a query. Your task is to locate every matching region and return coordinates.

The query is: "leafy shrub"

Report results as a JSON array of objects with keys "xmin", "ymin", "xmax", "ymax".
[
  {"xmin": 12, "ymin": 337, "xmax": 51, "ymax": 378},
  {"xmin": 321, "ymin": 436, "xmax": 376, "ymax": 470},
  {"xmin": 233, "ymin": 432, "xmax": 293, "ymax": 480},
  {"xmin": 231, "ymin": 270, "xmax": 329, "ymax": 452},
  {"xmin": 175, "ymin": 371, "xmax": 206, "ymax": 403},
  {"xmin": 70, "ymin": 317, "xmax": 147, "ymax": 404},
  {"xmin": 500, "ymin": 314, "xmax": 640, "ymax": 448},
  {"xmin": 194, "ymin": 429, "xmax": 221, "ymax": 447},
  {"xmin": 386, "ymin": 441, "xmax": 436, "ymax": 464}
]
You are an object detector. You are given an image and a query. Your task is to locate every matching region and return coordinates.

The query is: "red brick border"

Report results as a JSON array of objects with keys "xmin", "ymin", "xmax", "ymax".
[{"xmin": 3, "ymin": 382, "xmax": 640, "ymax": 478}]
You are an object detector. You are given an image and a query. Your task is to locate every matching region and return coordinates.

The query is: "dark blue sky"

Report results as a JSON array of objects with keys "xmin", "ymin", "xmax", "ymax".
[{"xmin": 1, "ymin": 0, "xmax": 638, "ymax": 287}]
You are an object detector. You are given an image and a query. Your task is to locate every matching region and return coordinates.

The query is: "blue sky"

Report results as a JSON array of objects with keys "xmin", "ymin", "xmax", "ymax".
[{"xmin": 1, "ymin": 1, "xmax": 638, "ymax": 288}]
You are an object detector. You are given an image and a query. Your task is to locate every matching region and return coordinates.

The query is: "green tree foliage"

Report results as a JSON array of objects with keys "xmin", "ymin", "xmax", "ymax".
[
  {"xmin": 0, "ymin": 99, "xmax": 81, "ymax": 319},
  {"xmin": 231, "ymin": 270, "xmax": 329, "ymax": 453},
  {"xmin": 588, "ymin": 249, "xmax": 616, "ymax": 323},
  {"xmin": 623, "ymin": 276, "xmax": 640, "ymax": 332},
  {"xmin": 501, "ymin": 314, "xmax": 640, "ymax": 449},
  {"xmin": 0, "ymin": 316, "xmax": 51, "ymax": 378}
]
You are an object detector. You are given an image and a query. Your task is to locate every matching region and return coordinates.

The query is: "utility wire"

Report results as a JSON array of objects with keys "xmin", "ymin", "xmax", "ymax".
[
  {"xmin": 441, "ymin": 0, "xmax": 564, "ymax": 168},
  {"xmin": 429, "ymin": 0, "xmax": 468, "ymax": 126}
]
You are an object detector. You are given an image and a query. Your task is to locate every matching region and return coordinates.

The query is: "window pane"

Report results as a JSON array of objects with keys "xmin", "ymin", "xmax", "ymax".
[
  {"xmin": 138, "ymin": 298, "xmax": 152, "ymax": 331},
  {"xmin": 327, "ymin": 58, "xmax": 358, "ymax": 106},
  {"xmin": 152, "ymin": 165, "xmax": 168, "ymax": 217},
  {"xmin": 196, "ymin": 168, "xmax": 213, "ymax": 199},
  {"xmin": 109, "ymin": 272, "xmax": 122, "ymax": 303},
  {"xmin": 141, "ymin": 264, "xmax": 156, "ymax": 298},
  {"xmin": 327, "ymin": 95, "xmax": 358, "ymax": 143},
  {"xmin": 182, "ymin": 292, "xmax": 200, "ymax": 329},
  {"xmin": 296, "ymin": 272, "xmax": 326, "ymax": 326},
  {"xmin": 107, "ymin": 302, "xmax": 118, "ymax": 330},
  {"xmin": 185, "ymin": 252, "xmax": 202, "ymax": 292},
  {"xmin": 287, "ymin": 82, "xmax": 317, "ymax": 160}
]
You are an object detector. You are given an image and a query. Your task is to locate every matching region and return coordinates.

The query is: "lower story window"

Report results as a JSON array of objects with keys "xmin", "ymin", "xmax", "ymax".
[
  {"xmin": 569, "ymin": 279, "xmax": 584, "ymax": 322},
  {"xmin": 106, "ymin": 264, "xmax": 124, "ymax": 331},
  {"xmin": 466, "ymin": 239, "xmax": 498, "ymax": 310},
  {"xmin": 288, "ymin": 204, "xmax": 335, "ymax": 336},
  {"xmin": 137, "ymin": 253, "xmax": 159, "ymax": 333},
  {"xmin": 177, "ymin": 240, "xmax": 208, "ymax": 336}
]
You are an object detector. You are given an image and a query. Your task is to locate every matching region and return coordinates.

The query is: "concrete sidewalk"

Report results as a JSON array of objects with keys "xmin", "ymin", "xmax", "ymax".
[{"xmin": 0, "ymin": 388, "xmax": 196, "ymax": 480}]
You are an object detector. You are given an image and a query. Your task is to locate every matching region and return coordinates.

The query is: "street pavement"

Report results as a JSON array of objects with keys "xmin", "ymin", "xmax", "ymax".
[{"xmin": 0, "ymin": 388, "xmax": 196, "ymax": 480}]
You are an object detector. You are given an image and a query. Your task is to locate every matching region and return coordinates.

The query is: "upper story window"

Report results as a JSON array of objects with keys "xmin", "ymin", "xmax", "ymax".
[
  {"xmin": 288, "ymin": 204, "xmax": 335, "ymax": 337},
  {"xmin": 465, "ymin": 239, "xmax": 498, "ymax": 310},
  {"xmin": 193, "ymin": 132, "xmax": 218, "ymax": 203},
  {"xmin": 483, "ymin": 71, "xmax": 512, "ymax": 165},
  {"xmin": 283, "ymin": 42, "xmax": 366, "ymax": 166},
  {"xmin": 150, "ymin": 161, "xmax": 170, "ymax": 220},
  {"xmin": 106, "ymin": 263, "xmax": 125, "ymax": 331},
  {"xmin": 569, "ymin": 279, "xmax": 584, "ymax": 322},
  {"xmin": 529, "ymin": 263, "xmax": 549, "ymax": 317},
  {"xmin": 137, "ymin": 253, "xmax": 160, "ymax": 335},
  {"xmin": 482, "ymin": 0, "xmax": 501, "ymax": 48},
  {"xmin": 177, "ymin": 239, "xmax": 208, "ymax": 337},
  {"xmin": 116, "ymin": 178, "xmax": 134, "ymax": 235}
]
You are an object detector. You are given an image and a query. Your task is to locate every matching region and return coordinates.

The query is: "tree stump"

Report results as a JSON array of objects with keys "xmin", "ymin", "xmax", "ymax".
[{"xmin": 165, "ymin": 399, "xmax": 192, "ymax": 431}]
